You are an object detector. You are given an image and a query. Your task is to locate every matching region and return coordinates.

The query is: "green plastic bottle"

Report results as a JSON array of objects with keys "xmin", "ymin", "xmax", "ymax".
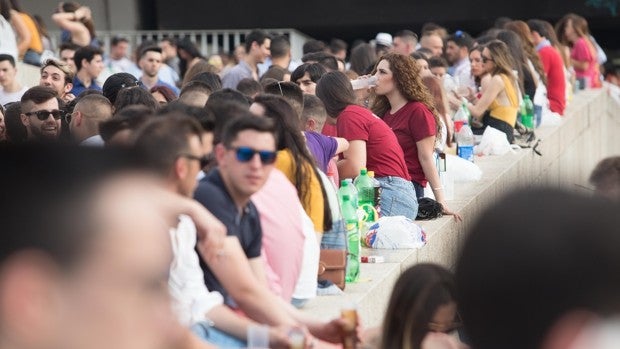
[
  {"xmin": 520, "ymin": 95, "xmax": 534, "ymax": 129},
  {"xmin": 354, "ymin": 168, "xmax": 376, "ymax": 222},
  {"xmin": 341, "ymin": 194, "xmax": 360, "ymax": 283}
]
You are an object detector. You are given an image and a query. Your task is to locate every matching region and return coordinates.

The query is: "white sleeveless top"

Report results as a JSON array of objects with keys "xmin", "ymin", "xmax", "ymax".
[{"xmin": 0, "ymin": 16, "xmax": 17, "ymax": 61}]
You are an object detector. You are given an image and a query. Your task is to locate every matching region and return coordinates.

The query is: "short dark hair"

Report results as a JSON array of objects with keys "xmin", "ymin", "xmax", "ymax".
[
  {"xmin": 315, "ymin": 71, "xmax": 356, "ymax": 117},
  {"xmin": 139, "ymin": 45, "xmax": 162, "ymax": 59},
  {"xmin": 244, "ymin": 29, "xmax": 271, "ymax": 53},
  {"xmin": 236, "ymin": 78, "xmax": 263, "ymax": 97},
  {"xmin": 290, "ymin": 63, "xmax": 327, "ymax": 84},
  {"xmin": 59, "ymin": 42, "xmax": 81, "ymax": 53},
  {"xmin": 263, "ymin": 81, "xmax": 303, "ymax": 118},
  {"xmin": 111, "ymin": 36, "xmax": 129, "ymax": 46},
  {"xmin": 21, "ymin": 86, "xmax": 58, "ymax": 111},
  {"xmin": 301, "ymin": 52, "xmax": 338, "ymax": 72},
  {"xmin": 260, "ymin": 65, "xmax": 290, "ymax": 82},
  {"xmin": 133, "ymin": 114, "xmax": 204, "ymax": 176},
  {"xmin": 456, "ymin": 188, "xmax": 620, "ymax": 349},
  {"xmin": 0, "ymin": 144, "xmax": 143, "ymax": 269},
  {"xmin": 589, "ymin": 156, "xmax": 620, "ymax": 191},
  {"xmin": 99, "ymin": 105, "xmax": 151, "ymax": 143},
  {"xmin": 179, "ymin": 80, "xmax": 212, "ymax": 98},
  {"xmin": 329, "ymin": 38, "xmax": 348, "ymax": 55},
  {"xmin": 269, "ymin": 35, "xmax": 290, "ymax": 59},
  {"xmin": 447, "ymin": 30, "xmax": 474, "ymax": 51},
  {"xmin": 0, "ymin": 53, "xmax": 16, "ymax": 67},
  {"xmin": 157, "ymin": 101, "xmax": 216, "ymax": 132},
  {"xmin": 206, "ymin": 88, "xmax": 249, "ymax": 109},
  {"xmin": 4, "ymin": 101, "xmax": 27, "ymax": 143},
  {"xmin": 188, "ymin": 71, "xmax": 222, "ymax": 92},
  {"xmin": 113, "ymin": 87, "xmax": 159, "ymax": 114},
  {"xmin": 428, "ymin": 56, "xmax": 448, "ymax": 68},
  {"xmin": 303, "ymin": 39, "xmax": 326, "ymax": 54},
  {"xmin": 527, "ymin": 19, "xmax": 550, "ymax": 39},
  {"xmin": 220, "ymin": 114, "xmax": 275, "ymax": 148},
  {"xmin": 394, "ymin": 30, "xmax": 418, "ymax": 42},
  {"xmin": 74, "ymin": 45, "xmax": 103, "ymax": 71}
]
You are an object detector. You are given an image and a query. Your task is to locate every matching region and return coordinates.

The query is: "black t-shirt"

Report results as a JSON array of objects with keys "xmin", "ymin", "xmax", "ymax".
[{"xmin": 193, "ymin": 168, "xmax": 263, "ymax": 306}]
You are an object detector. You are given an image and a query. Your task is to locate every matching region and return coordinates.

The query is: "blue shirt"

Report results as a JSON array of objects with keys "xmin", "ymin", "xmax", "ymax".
[
  {"xmin": 140, "ymin": 77, "xmax": 180, "ymax": 97},
  {"xmin": 193, "ymin": 168, "xmax": 263, "ymax": 306},
  {"xmin": 70, "ymin": 76, "xmax": 102, "ymax": 97}
]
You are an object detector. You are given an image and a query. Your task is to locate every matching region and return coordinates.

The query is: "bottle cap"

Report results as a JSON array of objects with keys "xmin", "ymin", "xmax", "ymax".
[
  {"xmin": 360, "ymin": 168, "xmax": 367, "ymax": 175},
  {"xmin": 367, "ymin": 170, "xmax": 375, "ymax": 178},
  {"xmin": 341, "ymin": 180, "xmax": 348, "ymax": 187}
]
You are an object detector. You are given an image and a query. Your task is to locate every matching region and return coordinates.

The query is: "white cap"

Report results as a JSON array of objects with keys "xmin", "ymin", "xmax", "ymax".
[{"xmin": 375, "ymin": 32, "xmax": 393, "ymax": 47}]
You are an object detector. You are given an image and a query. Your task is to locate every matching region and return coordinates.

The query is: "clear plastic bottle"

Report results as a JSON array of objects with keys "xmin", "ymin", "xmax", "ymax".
[
  {"xmin": 456, "ymin": 123, "xmax": 475, "ymax": 162},
  {"xmin": 341, "ymin": 195, "xmax": 360, "ymax": 283}
]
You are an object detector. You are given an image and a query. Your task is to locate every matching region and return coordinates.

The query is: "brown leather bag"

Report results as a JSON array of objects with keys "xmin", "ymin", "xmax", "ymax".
[{"xmin": 318, "ymin": 249, "xmax": 347, "ymax": 290}]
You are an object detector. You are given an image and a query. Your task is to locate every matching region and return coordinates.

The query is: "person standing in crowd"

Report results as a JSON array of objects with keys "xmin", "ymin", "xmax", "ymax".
[
  {"xmin": 222, "ymin": 29, "xmax": 271, "ymax": 89},
  {"xmin": 291, "ymin": 63, "xmax": 327, "ymax": 96},
  {"xmin": 0, "ymin": 54, "xmax": 27, "ymax": 104},
  {"xmin": 138, "ymin": 46, "xmax": 180, "ymax": 96},
  {"xmin": 260, "ymin": 35, "xmax": 291, "ymax": 82},
  {"xmin": 316, "ymin": 71, "xmax": 419, "ymax": 218},
  {"xmin": 465, "ymin": 41, "xmax": 519, "ymax": 143},
  {"xmin": 419, "ymin": 31, "xmax": 444, "ymax": 58},
  {"xmin": 19, "ymin": 86, "xmax": 62, "ymax": 141},
  {"xmin": 66, "ymin": 93, "xmax": 111, "ymax": 146},
  {"xmin": 445, "ymin": 31, "xmax": 475, "ymax": 89},
  {"xmin": 39, "ymin": 59, "xmax": 75, "ymax": 102},
  {"xmin": 371, "ymin": 53, "xmax": 461, "ymax": 220},
  {"xmin": 556, "ymin": 13, "xmax": 601, "ymax": 89},
  {"xmin": 392, "ymin": 30, "xmax": 418, "ymax": 56},
  {"xmin": 52, "ymin": 1, "xmax": 99, "ymax": 48},
  {"xmin": 528, "ymin": 19, "xmax": 566, "ymax": 115},
  {"xmin": 104, "ymin": 36, "xmax": 139, "ymax": 76},
  {"xmin": 59, "ymin": 42, "xmax": 80, "ymax": 73},
  {"xmin": 70, "ymin": 45, "xmax": 104, "ymax": 96},
  {"xmin": 176, "ymin": 38, "xmax": 204, "ymax": 82}
]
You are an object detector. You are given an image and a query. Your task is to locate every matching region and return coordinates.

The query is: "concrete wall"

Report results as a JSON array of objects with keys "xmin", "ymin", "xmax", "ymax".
[{"xmin": 301, "ymin": 87, "xmax": 620, "ymax": 328}]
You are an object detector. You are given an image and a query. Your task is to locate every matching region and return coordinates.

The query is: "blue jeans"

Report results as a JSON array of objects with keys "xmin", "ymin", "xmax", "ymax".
[
  {"xmin": 320, "ymin": 218, "xmax": 347, "ymax": 249},
  {"xmin": 412, "ymin": 181, "xmax": 425, "ymax": 199},
  {"xmin": 376, "ymin": 176, "xmax": 418, "ymax": 219},
  {"xmin": 191, "ymin": 321, "xmax": 246, "ymax": 348}
]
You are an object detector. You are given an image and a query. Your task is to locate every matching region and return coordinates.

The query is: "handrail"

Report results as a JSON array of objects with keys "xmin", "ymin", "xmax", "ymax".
[{"xmin": 49, "ymin": 28, "xmax": 313, "ymax": 61}]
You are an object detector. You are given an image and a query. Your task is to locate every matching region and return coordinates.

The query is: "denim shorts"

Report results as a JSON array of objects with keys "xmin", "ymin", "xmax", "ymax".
[{"xmin": 376, "ymin": 176, "xmax": 419, "ymax": 219}]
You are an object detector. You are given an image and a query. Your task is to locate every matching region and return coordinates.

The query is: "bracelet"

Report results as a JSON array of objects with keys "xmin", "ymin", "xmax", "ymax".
[{"xmin": 433, "ymin": 187, "xmax": 443, "ymax": 190}]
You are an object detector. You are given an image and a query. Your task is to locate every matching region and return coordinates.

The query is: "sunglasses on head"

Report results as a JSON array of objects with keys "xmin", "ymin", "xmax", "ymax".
[
  {"xmin": 25, "ymin": 109, "xmax": 63, "ymax": 121},
  {"xmin": 179, "ymin": 153, "xmax": 213, "ymax": 169},
  {"xmin": 230, "ymin": 146, "xmax": 277, "ymax": 165}
]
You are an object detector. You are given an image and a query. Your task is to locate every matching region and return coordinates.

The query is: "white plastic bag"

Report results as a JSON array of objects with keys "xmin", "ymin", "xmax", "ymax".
[
  {"xmin": 446, "ymin": 153, "xmax": 482, "ymax": 182},
  {"xmin": 363, "ymin": 216, "xmax": 426, "ymax": 249},
  {"xmin": 474, "ymin": 126, "xmax": 514, "ymax": 156}
]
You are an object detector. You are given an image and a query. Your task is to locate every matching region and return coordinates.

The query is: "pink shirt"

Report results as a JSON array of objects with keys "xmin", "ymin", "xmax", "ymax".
[
  {"xmin": 251, "ymin": 169, "xmax": 305, "ymax": 301},
  {"xmin": 571, "ymin": 37, "xmax": 601, "ymax": 88}
]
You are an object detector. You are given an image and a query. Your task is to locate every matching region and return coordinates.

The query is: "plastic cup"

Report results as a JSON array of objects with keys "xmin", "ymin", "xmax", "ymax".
[
  {"xmin": 351, "ymin": 76, "xmax": 377, "ymax": 90},
  {"xmin": 247, "ymin": 324, "xmax": 269, "ymax": 349}
]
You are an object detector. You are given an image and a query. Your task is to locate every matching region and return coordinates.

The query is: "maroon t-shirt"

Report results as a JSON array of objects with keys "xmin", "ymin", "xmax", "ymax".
[
  {"xmin": 382, "ymin": 101, "xmax": 436, "ymax": 187},
  {"xmin": 337, "ymin": 105, "xmax": 410, "ymax": 180}
]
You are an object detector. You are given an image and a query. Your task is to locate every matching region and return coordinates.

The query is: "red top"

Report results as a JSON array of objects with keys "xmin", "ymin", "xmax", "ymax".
[
  {"xmin": 538, "ymin": 45, "xmax": 566, "ymax": 115},
  {"xmin": 321, "ymin": 123, "xmax": 338, "ymax": 137},
  {"xmin": 337, "ymin": 105, "xmax": 410, "ymax": 180},
  {"xmin": 382, "ymin": 101, "xmax": 436, "ymax": 187}
]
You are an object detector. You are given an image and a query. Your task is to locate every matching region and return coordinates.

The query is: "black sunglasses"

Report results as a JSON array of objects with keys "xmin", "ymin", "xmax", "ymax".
[
  {"xmin": 179, "ymin": 153, "xmax": 213, "ymax": 169},
  {"xmin": 25, "ymin": 109, "xmax": 63, "ymax": 121},
  {"xmin": 229, "ymin": 146, "xmax": 277, "ymax": 165}
]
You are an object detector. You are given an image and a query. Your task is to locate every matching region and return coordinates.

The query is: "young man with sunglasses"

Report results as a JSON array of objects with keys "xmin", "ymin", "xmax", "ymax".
[
  {"xmin": 194, "ymin": 114, "xmax": 278, "ymax": 305},
  {"xmin": 19, "ymin": 86, "xmax": 63, "ymax": 141}
]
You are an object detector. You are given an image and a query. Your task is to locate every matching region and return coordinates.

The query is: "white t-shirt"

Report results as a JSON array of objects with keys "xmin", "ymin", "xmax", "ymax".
[
  {"xmin": 168, "ymin": 214, "xmax": 224, "ymax": 327},
  {"xmin": 0, "ymin": 86, "xmax": 28, "ymax": 105}
]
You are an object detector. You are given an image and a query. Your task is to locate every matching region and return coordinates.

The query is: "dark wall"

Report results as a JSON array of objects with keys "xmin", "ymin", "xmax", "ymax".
[{"xmin": 148, "ymin": 0, "xmax": 618, "ymax": 49}]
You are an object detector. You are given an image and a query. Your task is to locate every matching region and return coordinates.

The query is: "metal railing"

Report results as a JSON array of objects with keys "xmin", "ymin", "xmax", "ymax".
[{"xmin": 50, "ymin": 28, "xmax": 313, "ymax": 61}]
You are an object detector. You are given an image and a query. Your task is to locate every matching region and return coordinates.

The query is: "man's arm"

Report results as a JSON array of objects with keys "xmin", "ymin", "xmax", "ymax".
[{"xmin": 198, "ymin": 236, "xmax": 297, "ymax": 327}]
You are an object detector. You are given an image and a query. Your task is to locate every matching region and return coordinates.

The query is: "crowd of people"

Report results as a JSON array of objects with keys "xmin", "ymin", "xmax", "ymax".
[{"xmin": 1, "ymin": 3, "xmax": 619, "ymax": 349}]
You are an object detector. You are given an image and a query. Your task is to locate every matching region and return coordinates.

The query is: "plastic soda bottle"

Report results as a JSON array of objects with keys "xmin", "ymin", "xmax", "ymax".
[
  {"xmin": 456, "ymin": 122, "xmax": 475, "ymax": 162},
  {"xmin": 367, "ymin": 170, "xmax": 382, "ymax": 217},
  {"xmin": 520, "ymin": 95, "xmax": 535, "ymax": 129},
  {"xmin": 353, "ymin": 168, "xmax": 376, "ymax": 222},
  {"xmin": 341, "ymin": 195, "xmax": 360, "ymax": 283}
]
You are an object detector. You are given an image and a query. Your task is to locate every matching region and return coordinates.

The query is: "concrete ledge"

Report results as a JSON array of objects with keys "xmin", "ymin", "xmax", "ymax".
[{"xmin": 302, "ymin": 87, "xmax": 620, "ymax": 327}]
